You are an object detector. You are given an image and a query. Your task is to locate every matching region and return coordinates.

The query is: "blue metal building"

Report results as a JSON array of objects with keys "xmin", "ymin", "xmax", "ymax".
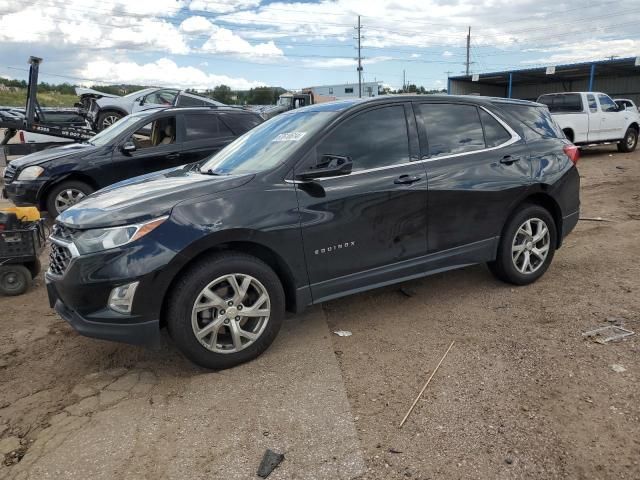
[{"xmin": 448, "ymin": 57, "xmax": 640, "ymax": 104}]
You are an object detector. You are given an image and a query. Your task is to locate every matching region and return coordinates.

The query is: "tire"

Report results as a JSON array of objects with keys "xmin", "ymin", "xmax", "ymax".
[
  {"xmin": 167, "ymin": 252, "xmax": 285, "ymax": 370},
  {"xmin": 617, "ymin": 127, "xmax": 638, "ymax": 153},
  {"xmin": 45, "ymin": 180, "xmax": 94, "ymax": 216},
  {"xmin": 0, "ymin": 265, "xmax": 31, "ymax": 296},
  {"xmin": 97, "ymin": 111, "xmax": 123, "ymax": 131},
  {"xmin": 488, "ymin": 204, "xmax": 557, "ymax": 286}
]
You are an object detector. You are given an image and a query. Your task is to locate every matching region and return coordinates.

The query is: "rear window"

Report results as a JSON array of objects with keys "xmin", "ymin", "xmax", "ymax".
[
  {"xmin": 497, "ymin": 104, "xmax": 563, "ymax": 140},
  {"xmin": 537, "ymin": 94, "xmax": 583, "ymax": 113}
]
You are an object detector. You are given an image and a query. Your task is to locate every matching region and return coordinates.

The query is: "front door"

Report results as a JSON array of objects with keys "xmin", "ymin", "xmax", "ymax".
[
  {"xmin": 293, "ymin": 103, "xmax": 428, "ymax": 302},
  {"xmin": 107, "ymin": 114, "xmax": 184, "ymax": 185},
  {"xmin": 597, "ymin": 94, "xmax": 627, "ymax": 140}
]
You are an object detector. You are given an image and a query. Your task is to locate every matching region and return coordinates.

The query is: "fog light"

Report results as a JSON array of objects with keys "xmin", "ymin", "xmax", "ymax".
[{"xmin": 108, "ymin": 281, "xmax": 139, "ymax": 314}]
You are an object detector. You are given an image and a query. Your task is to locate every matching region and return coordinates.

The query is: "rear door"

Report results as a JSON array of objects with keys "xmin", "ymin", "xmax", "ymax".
[
  {"xmin": 179, "ymin": 112, "xmax": 238, "ymax": 165},
  {"xmin": 414, "ymin": 102, "xmax": 530, "ymax": 254},
  {"xmin": 294, "ymin": 103, "xmax": 428, "ymax": 302}
]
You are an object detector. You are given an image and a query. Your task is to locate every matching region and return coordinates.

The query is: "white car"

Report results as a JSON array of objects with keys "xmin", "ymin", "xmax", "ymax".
[
  {"xmin": 537, "ymin": 92, "xmax": 639, "ymax": 153},
  {"xmin": 86, "ymin": 88, "xmax": 227, "ymax": 131},
  {"xmin": 614, "ymin": 98, "xmax": 640, "ymax": 114}
]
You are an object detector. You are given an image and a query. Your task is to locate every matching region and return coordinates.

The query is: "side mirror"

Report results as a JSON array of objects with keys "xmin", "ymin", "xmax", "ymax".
[
  {"xmin": 139, "ymin": 99, "xmax": 145, "ymax": 106},
  {"xmin": 295, "ymin": 155, "xmax": 352, "ymax": 181},
  {"xmin": 121, "ymin": 141, "xmax": 136, "ymax": 154}
]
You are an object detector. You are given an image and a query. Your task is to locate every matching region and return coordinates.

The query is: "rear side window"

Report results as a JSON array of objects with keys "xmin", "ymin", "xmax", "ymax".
[
  {"xmin": 416, "ymin": 103, "xmax": 485, "ymax": 157},
  {"xmin": 184, "ymin": 114, "xmax": 233, "ymax": 141},
  {"xmin": 219, "ymin": 112, "xmax": 263, "ymax": 135},
  {"xmin": 538, "ymin": 94, "xmax": 583, "ymax": 113},
  {"xmin": 479, "ymin": 109, "xmax": 512, "ymax": 147},
  {"xmin": 317, "ymin": 105, "xmax": 409, "ymax": 171},
  {"xmin": 498, "ymin": 104, "xmax": 563, "ymax": 139}
]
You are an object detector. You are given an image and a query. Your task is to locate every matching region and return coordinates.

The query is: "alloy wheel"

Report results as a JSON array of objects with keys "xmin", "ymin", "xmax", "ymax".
[
  {"xmin": 55, "ymin": 189, "xmax": 86, "ymax": 213},
  {"xmin": 191, "ymin": 273, "xmax": 271, "ymax": 354},
  {"xmin": 511, "ymin": 218, "xmax": 550, "ymax": 274},
  {"xmin": 102, "ymin": 115, "xmax": 120, "ymax": 129},
  {"xmin": 627, "ymin": 131, "xmax": 637, "ymax": 149}
]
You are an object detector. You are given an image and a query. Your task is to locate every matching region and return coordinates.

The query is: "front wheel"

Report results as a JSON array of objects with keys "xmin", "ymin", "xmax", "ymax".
[
  {"xmin": 45, "ymin": 180, "xmax": 94, "ymax": 216},
  {"xmin": 167, "ymin": 253, "xmax": 285, "ymax": 370},
  {"xmin": 488, "ymin": 204, "xmax": 557, "ymax": 285},
  {"xmin": 97, "ymin": 111, "xmax": 123, "ymax": 131},
  {"xmin": 617, "ymin": 127, "xmax": 638, "ymax": 153}
]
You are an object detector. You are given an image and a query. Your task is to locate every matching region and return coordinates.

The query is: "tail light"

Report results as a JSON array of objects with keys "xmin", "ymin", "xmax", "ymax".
[
  {"xmin": 563, "ymin": 144, "xmax": 580, "ymax": 165},
  {"xmin": 19, "ymin": 131, "xmax": 25, "ymax": 143}
]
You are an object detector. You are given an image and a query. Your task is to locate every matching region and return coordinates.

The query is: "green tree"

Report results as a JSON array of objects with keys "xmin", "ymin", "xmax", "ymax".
[{"xmin": 212, "ymin": 84, "xmax": 234, "ymax": 104}]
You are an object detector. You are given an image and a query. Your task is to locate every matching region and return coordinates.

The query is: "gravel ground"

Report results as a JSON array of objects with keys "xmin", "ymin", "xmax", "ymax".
[{"xmin": 1, "ymin": 146, "xmax": 639, "ymax": 479}]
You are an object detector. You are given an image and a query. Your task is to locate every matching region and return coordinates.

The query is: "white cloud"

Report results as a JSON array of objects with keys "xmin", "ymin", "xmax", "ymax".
[
  {"xmin": 80, "ymin": 58, "xmax": 265, "ymax": 90},
  {"xmin": 411, "ymin": 53, "xmax": 421, "ymax": 58},
  {"xmin": 521, "ymin": 39, "xmax": 640, "ymax": 65},
  {"xmin": 180, "ymin": 16, "xmax": 215, "ymax": 34},
  {"xmin": 306, "ymin": 55, "xmax": 393, "ymax": 69},
  {"xmin": 201, "ymin": 26, "xmax": 283, "ymax": 58},
  {"xmin": 442, "ymin": 51, "xmax": 453, "ymax": 57},
  {"xmin": 188, "ymin": 0, "xmax": 260, "ymax": 14}
]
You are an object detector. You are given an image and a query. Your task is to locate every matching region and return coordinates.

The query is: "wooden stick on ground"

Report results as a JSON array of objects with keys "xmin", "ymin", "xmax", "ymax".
[
  {"xmin": 399, "ymin": 340, "xmax": 455, "ymax": 428},
  {"xmin": 579, "ymin": 217, "xmax": 610, "ymax": 222}
]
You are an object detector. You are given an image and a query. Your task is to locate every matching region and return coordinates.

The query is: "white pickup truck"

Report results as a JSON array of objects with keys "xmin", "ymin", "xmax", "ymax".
[{"xmin": 537, "ymin": 92, "xmax": 639, "ymax": 153}]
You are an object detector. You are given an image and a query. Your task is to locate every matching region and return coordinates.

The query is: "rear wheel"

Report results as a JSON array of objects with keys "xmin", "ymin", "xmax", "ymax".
[
  {"xmin": 0, "ymin": 265, "xmax": 31, "ymax": 296},
  {"xmin": 488, "ymin": 204, "xmax": 557, "ymax": 285},
  {"xmin": 617, "ymin": 127, "xmax": 638, "ymax": 153},
  {"xmin": 45, "ymin": 180, "xmax": 94, "ymax": 216},
  {"xmin": 167, "ymin": 253, "xmax": 285, "ymax": 370}
]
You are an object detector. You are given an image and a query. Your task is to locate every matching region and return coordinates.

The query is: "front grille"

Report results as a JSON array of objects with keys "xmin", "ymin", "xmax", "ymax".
[
  {"xmin": 51, "ymin": 223, "xmax": 79, "ymax": 242},
  {"xmin": 49, "ymin": 242, "xmax": 73, "ymax": 276},
  {"xmin": 3, "ymin": 163, "xmax": 17, "ymax": 184}
]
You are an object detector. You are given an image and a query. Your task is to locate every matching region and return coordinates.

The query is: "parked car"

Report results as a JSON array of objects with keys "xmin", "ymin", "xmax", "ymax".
[
  {"xmin": 614, "ymin": 98, "xmax": 640, "ymax": 114},
  {"xmin": 87, "ymin": 88, "xmax": 227, "ymax": 131},
  {"xmin": 537, "ymin": 92, "xmax": 639, "ymax": 152},
  {"xmin": 46, "ymin": 95, "xmax": 580, "ymax": 370},
  {"xmin": 2, "ymin": 107, "xmax": 263, "ymax": 215}
]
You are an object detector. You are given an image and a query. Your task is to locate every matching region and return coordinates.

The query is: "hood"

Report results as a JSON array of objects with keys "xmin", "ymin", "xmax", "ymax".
[
  {"xmin": 58, "ymin": 167, "xmax": 254, "ymax": 229},
  {"xmin": 10, "ymin": 143, "xmax": 98, "ymax": 169}
]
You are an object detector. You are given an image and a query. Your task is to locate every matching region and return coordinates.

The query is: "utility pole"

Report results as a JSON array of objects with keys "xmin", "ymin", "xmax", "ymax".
[
  {"xmin": 355, "ymin": 15, "xmax": 363, "ymax": 98},
  {"xmin": 403, "ymin": 69, "xmax": 406, "ymax": 91},
  {"xmin": 466, "ymin": 26, "xmax": 471, "ymax": 76}
]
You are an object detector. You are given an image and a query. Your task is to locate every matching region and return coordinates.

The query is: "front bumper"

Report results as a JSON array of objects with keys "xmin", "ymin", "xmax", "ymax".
[
  {"xmin": 44, "ymin": 233, "xmax": 180, "ymax": 348},
  {"xmin": 51, "ymin": 295, "xmax": 161, "ymax": 347},
  {"xmin": 3, "ymin": 180, "xmax": 45, "ymax": 207}
]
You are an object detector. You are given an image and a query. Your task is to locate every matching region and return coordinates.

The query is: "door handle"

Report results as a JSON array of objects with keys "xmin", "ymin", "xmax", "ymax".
[
  {"xmin": 166, "ymin": 153, "xmax": 181, "ymax": 160},
  {"xmin": 394, "ymin": 174, "xmax": 422, "ymax": 185},
  {"xmin": 500, "ymin": 155, "xmax": 521, "ymax": 165}
]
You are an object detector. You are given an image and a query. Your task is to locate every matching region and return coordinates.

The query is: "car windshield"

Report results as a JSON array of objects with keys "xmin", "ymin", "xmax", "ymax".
[
  {"xmin": 88, "ymin": 115, "xmax": 143, "ymax": 146},
  {"xmin": 200, "ymin": 111, "xmax": 332, "ymax": 175}
]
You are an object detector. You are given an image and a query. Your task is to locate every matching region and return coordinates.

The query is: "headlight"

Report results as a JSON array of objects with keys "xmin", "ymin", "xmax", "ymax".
[
  {"xmin": 17, "ymin": 166, "xmax": 44, "ymax": 181},
  {"xmin": 72, "ymin": 216, "xmax": 168, "ymax": 254}
]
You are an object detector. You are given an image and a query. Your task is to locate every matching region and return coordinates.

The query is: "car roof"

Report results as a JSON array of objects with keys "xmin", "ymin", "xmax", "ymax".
[
  {"xmin": 297, "ymin": 94, "xmax": 542, "ymax": 113},
  {"xmin": 128, "ymin": 106, "xmax": 257, "ymax": 119}
]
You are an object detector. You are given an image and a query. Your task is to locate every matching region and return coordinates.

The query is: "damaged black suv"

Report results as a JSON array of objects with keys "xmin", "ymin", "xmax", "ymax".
[{"xmin": 46, "ymin": 96, "xmax": 580, "ymax": 369}]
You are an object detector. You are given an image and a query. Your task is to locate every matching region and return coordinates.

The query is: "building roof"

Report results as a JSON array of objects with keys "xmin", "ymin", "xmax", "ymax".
[{"xmin": 450, "ymin": 57, "xmax": 640, "ymax": 87}]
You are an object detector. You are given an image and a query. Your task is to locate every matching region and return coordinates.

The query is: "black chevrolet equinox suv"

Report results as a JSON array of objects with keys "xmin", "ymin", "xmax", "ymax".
[{"xmin": 46, "ymin": 96, "xmax": 580, "ymax": 369}]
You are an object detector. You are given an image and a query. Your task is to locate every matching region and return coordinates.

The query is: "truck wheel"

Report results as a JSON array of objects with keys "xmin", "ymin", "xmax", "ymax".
[
  {"xmin": 167, "ymin": 252, "xmax": 285, "ymax": 370},
  {"xmin": 617, "ymin": 127, "xmax": 638, "ymax": 153},
  {"xmin": 488, "ymin": 204, "xmax": 557, "ymax": 285},
  {"xmin": 0, "ymin": 265, "xmax": 31, "ymax": 296},
  {"xmin": 97, "ymin": 111, "xmax": 123, "ymax": 131},
  {"xmin": 46, "ymin": 180, "xmax": 94, "ymax": 217}
]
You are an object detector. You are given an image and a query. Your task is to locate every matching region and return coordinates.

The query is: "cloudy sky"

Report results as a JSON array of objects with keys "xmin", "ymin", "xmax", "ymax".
[{"xmin": 0, "ymin": 0, "xmax": 638, "ymax": 91}]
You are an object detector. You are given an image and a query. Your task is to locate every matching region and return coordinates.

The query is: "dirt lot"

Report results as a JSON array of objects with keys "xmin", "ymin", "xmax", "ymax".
[{"xmin": 1, "ymin": 147, "xmax": 639, "ymax": 479}]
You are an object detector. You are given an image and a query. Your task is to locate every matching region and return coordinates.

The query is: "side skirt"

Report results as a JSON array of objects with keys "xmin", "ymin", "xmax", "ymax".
[{"xmin": 305, "ymin": 237, "xmax": 499, "ymax": 305}]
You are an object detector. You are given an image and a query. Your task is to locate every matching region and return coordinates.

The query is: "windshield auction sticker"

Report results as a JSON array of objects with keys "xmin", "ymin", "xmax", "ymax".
[{"xmin": 272, "ymin": 132, "xmax": 307, "ymax": 142}]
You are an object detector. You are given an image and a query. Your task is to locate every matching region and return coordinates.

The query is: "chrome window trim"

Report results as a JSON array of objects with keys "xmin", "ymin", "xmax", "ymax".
[{"xmin": 289, "ymin": 105, "xmax": 521, "ymax": 183}]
